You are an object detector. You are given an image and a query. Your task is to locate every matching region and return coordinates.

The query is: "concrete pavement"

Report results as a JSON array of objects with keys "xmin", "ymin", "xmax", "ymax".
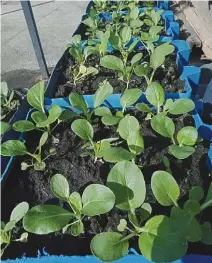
[{"xmin": 1, "ymin": 1, "xmax": 88, "ymax": 90}]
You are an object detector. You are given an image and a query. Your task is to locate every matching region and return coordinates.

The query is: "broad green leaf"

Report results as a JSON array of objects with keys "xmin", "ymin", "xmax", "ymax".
[
  {"xmin": 146, "ymin": 82, "xmax": 165, "ymax": 108},
  {"xmin": 121, "ymin": 26, "xmax": 131, "ymax": 44},
  {"xmin": 139, "ymin": 215, "xmax": 187, "ymax": 263},
  {"xmin": 69, "ymin": 93, "xmax": 88, "ymax": 114},
  {"xmin": 31, "ymin": 111, "xmax": 47, "ymax": 123},
  {"xmin": 91, "ymin": 232, "xmax": 129, "ymax": 262},
  {"xmin": 82, "ymin": 184, "xmax": 115, "ymax": 216},
  {"xmin": 151, "ymin": 171, "xmax": 180, "ymax": 206},
  {"xmin": 50, "ymin": 174, "xmax": 69, "ymax": 201},
  {"xmin": 82, "ymin": 17, "xmax": 95, "ymax": 27},
  {"xmin": 134, "ymin": 64, "xmax": 148, "ymax": 77},
  {"xmin": 4, "ymin": 221, "xmax": 16, "ymax": 232},
  {"xmin": 71, "ymin": 221, "xmax": 84, "ymax": 236},
  {"xmin": 1, "ymin": 121, "xmax": 11, "ymax": 135},
  {"xmin": 170, "ymin": 207, "xmax": 202, "ymax": 242},
  {"xmin": 136, "ymin": 103, "xmax": 150, "ymax": 113},
  {"xmin": 127, "ymin": 130, "xmax": 144, "ymax": 155},
  {"xmin": 94, "ymin": 107, "xmax": 112, "ymax": 116},
  {"xmin": 1, "ymin": 140, "xmax": 27, "ymax": 156},
  {"xmin": 139, "ymin": 203, "xmax": 152, "ymax": 222},
  {"xmin": 100, "ymin": 55, "xmax": 124, "ymax": 72},
  {"xmin": 36, "ymin": 105, "xmax": 62, "ymax": 128},
  {"xmin": 95, "ymin": 140, "xmax": 111, "ymax": 159},
  {"xmin": 149, "ymin": 26, "xmax": 163, "ymax": 36},
  {"xmin": 23, "ymin": 205, "xmax": 73, "ymax": 234},
  {"xmin": 201, "ymin": 183, "xmax": 212, "ymax": 209},
  {"xmin": 120, "ymin": 89, "xmax": 142, "ymax": 109},
  {"xmin": 27, "ymin": 81, "xmax": 45, "ymax": 112},
  {"xmin": 94, "ymin": 81, "xmax": 113, "ymax": 108},
  {"xmin": 168, "ymin": 99, "xmax": 195, "ymax": 115},
  {"xmin": 183, "ymin": 200, "xmax": 201, "ymax": 216},
  {"xmin": 130, "ymin": 6, "xmax": 139, "ymax": 19},
  {"xmin": 163, "ymin": 98, "xmax": 174, "ymax": 111},
  {"xmin": 201, "ymin": 222, "xmax": 212, "ymax": 245},
  {"xmin": 84, "ymin": 46, "xmax": 97, "ymax": 59},
  {"xmin": 189, "ymin": 186, "xmax": 204, "ymax": 202},
  {"xmin": 13, "ymin": 120, "xmax": 35, "ymax": 132},
  {"xmin": 177, "ymin": 126, "xmax": 198, "ymax": 146},
  {"xmin": 117, "ymin": 219, "xmax": 127, "ymax": 232},
  {"xmin": 117, "ymin": 115, "xmax": 139, "ymax": 140},
  {"xmin": 131, "ymin": 53, "xmax": 143, "ymax": 65},
  {"xmin": 10, "ymin": 202, "xmax": 29, "ymax": 223},
  {"xmin": 83, "ymin": 67, "xmax": 98, "ymax": 77},
  {"xmin": 151, "ymin": 115, "xmax": 175, "ymax": 138},
  {"xmin": 39, "ymin": 132, "xmax": 48, "ymax": 147},
  {"xmin": 69, "ymin": 192, "xmax": 82, "ymax": 212},
  {"xmin": 150, "ymin": 43, "xmax": 175, "ymax": 70},
  {"xmin": 107, "ymin": 161, "xmax": 146, "ymax": 210},
  {"xmin": 103, "ymin": 147, "xmax": 135, "ymax": 163},
  {"xmin": 102, "ymin": 115, "xmax": 121, "ymax": 126},
  {"xmin": 71, "ymin": 119, "xmax": 93, "ymax": 140},
  {"xmin": 59, "ymin": 110, "xmax": 78, "ymax": 121},
  {"xmin": 1, "ymin": 82, "xmax": 8, "ymax": 97},
  {"xmin": 169, "ymin": 145, "xmax": 195, "ymax": 159}
]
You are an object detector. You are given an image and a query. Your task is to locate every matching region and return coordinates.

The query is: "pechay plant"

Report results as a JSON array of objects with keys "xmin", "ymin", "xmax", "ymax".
[
  {"xmin": 1, "ymin": 202, "xmax": 29, "ymax": 257},
  {"xmin": 23, "ymin": 174, "xmax": 115, "ymax": 237},
  {"xmin": 95, "ymin": 88, "xmax": 143, "ymax": 126},
  {"xmin": 1, "ymin": 121, "xmax": 11, "ymax": 135},
  {"xmin": 84, "ymin": 28, "xmax": 110, "ymax": 58},
  {"xmin": 91, "ymin": 166, "xmax": 212, "ymax": 263},
  {"xmin": 12, "ymin": 82, "xmax": 72, "ymax": 136},
  {"xmin": 100, "ymin": 27, "xmax": 143, "ymax": 90},
  {"xmin": 82, "ymin": 9, "xmax": 101, "ymax": 38},
  {"xmin": 0, "ymin": 82, "xmax": 19, "ymax": 120},
  {"xmin": 67, "ymin": 35, "xmax": 87, "ymax": 66},
  {"xmin": 1, "ymin": 132, "xmax": 56, "ymax": 171},
  {"xmin": 69, "ymin": 80, "xmax": 113, "ymax": 123},
  {"xmin": 136, "ymin": 82, "xmax": 197, "ymax": 159},
  {"xmin": 134, "ymin": 42, "xmax": 175, "ymax": 86}
]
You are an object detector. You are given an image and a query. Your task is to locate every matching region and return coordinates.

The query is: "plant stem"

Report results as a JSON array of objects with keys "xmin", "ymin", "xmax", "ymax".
[
  {"xmin": 120, "ymin": 231, "xmax": 138, "ymax": 242},
  {"xmin": 126, "ymin": 80, "xmax": 130, "ymax": 90},
  {"xmin": 201, "ymin": 200, "xmax": 211, "ymax": 211},
  {"xmin": 149, "ymin": 70, "xmax": 155, "ymax": 85},
  {"xmin": 171, "ymin": 137, "xmax": 176, "ymax": 145}
]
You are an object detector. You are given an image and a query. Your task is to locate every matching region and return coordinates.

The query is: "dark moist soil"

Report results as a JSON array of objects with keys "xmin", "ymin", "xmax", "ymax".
[
  {"xmin": 2, "ymin": 113, "xmax": 211, "ymax": 260},
  {"xmin": 55, "ymin": 52, "xmax": 184, "ymax": 98}
]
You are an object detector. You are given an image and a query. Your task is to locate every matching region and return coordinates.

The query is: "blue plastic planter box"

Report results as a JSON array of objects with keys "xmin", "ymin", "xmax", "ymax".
[
  {"xmin": 85, "ymin": 0, "xmax": 170, "ymax": 14},
  {"xmin": 193, "ymin": 99, "xmax": 212, "ymax": 141}
]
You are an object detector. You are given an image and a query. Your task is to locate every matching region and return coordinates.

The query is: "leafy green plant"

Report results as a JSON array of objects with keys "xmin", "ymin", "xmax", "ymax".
[
  {"xmin": 1, "ymin": 202, "xmax": 29, "ymax": 257},
  {"xmin": 100, "ymin": 27, "xmax": 143, "ymax": 90},
  {"xmin": 67, "ymin": 35, "xmax": 87, "ymax": 65},
  {"xmin": 134, "ymin": 42, "xmax": 175, "ymax": 85},
  {"xmin": 95, "ymin": 88, "xmax": 142, "ymax": 126},
  {"xmin": 0, "ymin": 82, "xmax": 19, "ymax": 120},
  {"xmin": 142, "ymin": 9, "xmax": 164, "ymax": 28},
  {"xmin": 84, "ymin": 29, "xmax": 110, "ymax": 58},
  {"xmin": 91, "ymin": 166, "xmax": 212, "ymax": 262},
  {"xmin": 82, "ymin": 9, "xmax": 101, "ymax": 37},
  {"xmin": 23, "ymin": 173, "xmax": 115, "ymax": 237},
  {"xmin": 1, "ymin": 132, "xmax": 55, "ymax": 171},
  {"xmin": 136, "ymin": 83, "xmax": 197, "ymax": 159},
  {"xmin": 69, "ymin": 80, "xmax": 113, "ymax": 123},
  {"xmin": 12, "ymin": 82, "xmax": 71, "ymax": 135}
]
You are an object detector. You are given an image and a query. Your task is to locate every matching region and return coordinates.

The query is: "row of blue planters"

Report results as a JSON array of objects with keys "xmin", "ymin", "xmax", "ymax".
[{"xmin": 2, "ymin": 1, "xmax": 212, "ymax": 262}]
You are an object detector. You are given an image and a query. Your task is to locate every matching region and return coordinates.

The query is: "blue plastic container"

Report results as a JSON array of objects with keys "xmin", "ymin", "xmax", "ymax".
[
  {"xmin": 3, "ymin": 249, "xmax": 212, "ymax": 263},
  {"xmin": 193, "ymin": 99, "xmax": 212, "ymax": 141}
]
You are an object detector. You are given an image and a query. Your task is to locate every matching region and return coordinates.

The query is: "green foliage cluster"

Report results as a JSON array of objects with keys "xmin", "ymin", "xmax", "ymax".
[{"xmin": 1, "ymin": 1, "xmax": 211, "ymax": 262}]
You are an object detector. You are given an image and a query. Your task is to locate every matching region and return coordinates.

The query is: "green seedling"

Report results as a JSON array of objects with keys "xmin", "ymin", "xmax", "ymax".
[
  {"xmin": 67, "ymin": 35, "xmax": 87, "ymax": 65},
  {"xmin": 0, "ymin": 82, "xmax": 19, "ymax": 120},
  {"xmin": 136, "ymin": 83, "xmax": 197, "ymax": 159},
  {"xmin": 162, "ymin": 156, "xmax": 172, "ymax": 174},
  {"xmin": 23, "ymin": 173, "xmax": 115, "ymax": 237},
  {"xmin": 100, "ymin": 26, "xmax": 142, "ymax": 90},
  {"xmin": 12, "ymin": 82, "xmax": 72, "ymax": 136},
  {"xmin": 142, "ymin": 9, "xmax": 164, "ymax": 28},
  {"xmin": 95, "ymin": 88, "xmax": 142, "ymax": 126},
  {"xmin": 69, "ymin": 80, "xmax": 113, "ymax": 123},
  {"xmin": 134, "ymin": 42, "xmax": 175, "ymax": 85},
  {"xmin": 1, "ymin": 132, "xmax": 55, "ymax": 171},
  {"xmin": 84, "ymin": 29, "xmax": 110, "ymax": 58},
  {"xmin": 1, "ymin": 202, "xmax": 29, "ymax": 257},
  {"xmin": 82, "ymin": 9, "xmax": 101, "ymax": 37},
  {"xmin": 91, "ymin": 165, "xmax": 212, "ymax": 263}
]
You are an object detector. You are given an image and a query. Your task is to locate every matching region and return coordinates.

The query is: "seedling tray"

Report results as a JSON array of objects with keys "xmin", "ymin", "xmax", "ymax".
[{"xmin": 85, "ymin": 0, "xmax": 171, "ymax": 14}]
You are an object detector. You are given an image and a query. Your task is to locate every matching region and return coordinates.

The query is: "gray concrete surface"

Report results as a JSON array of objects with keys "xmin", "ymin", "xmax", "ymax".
[{"xmin": 1, "ymin": 0, "xmax": 88, "ymax": 90}]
